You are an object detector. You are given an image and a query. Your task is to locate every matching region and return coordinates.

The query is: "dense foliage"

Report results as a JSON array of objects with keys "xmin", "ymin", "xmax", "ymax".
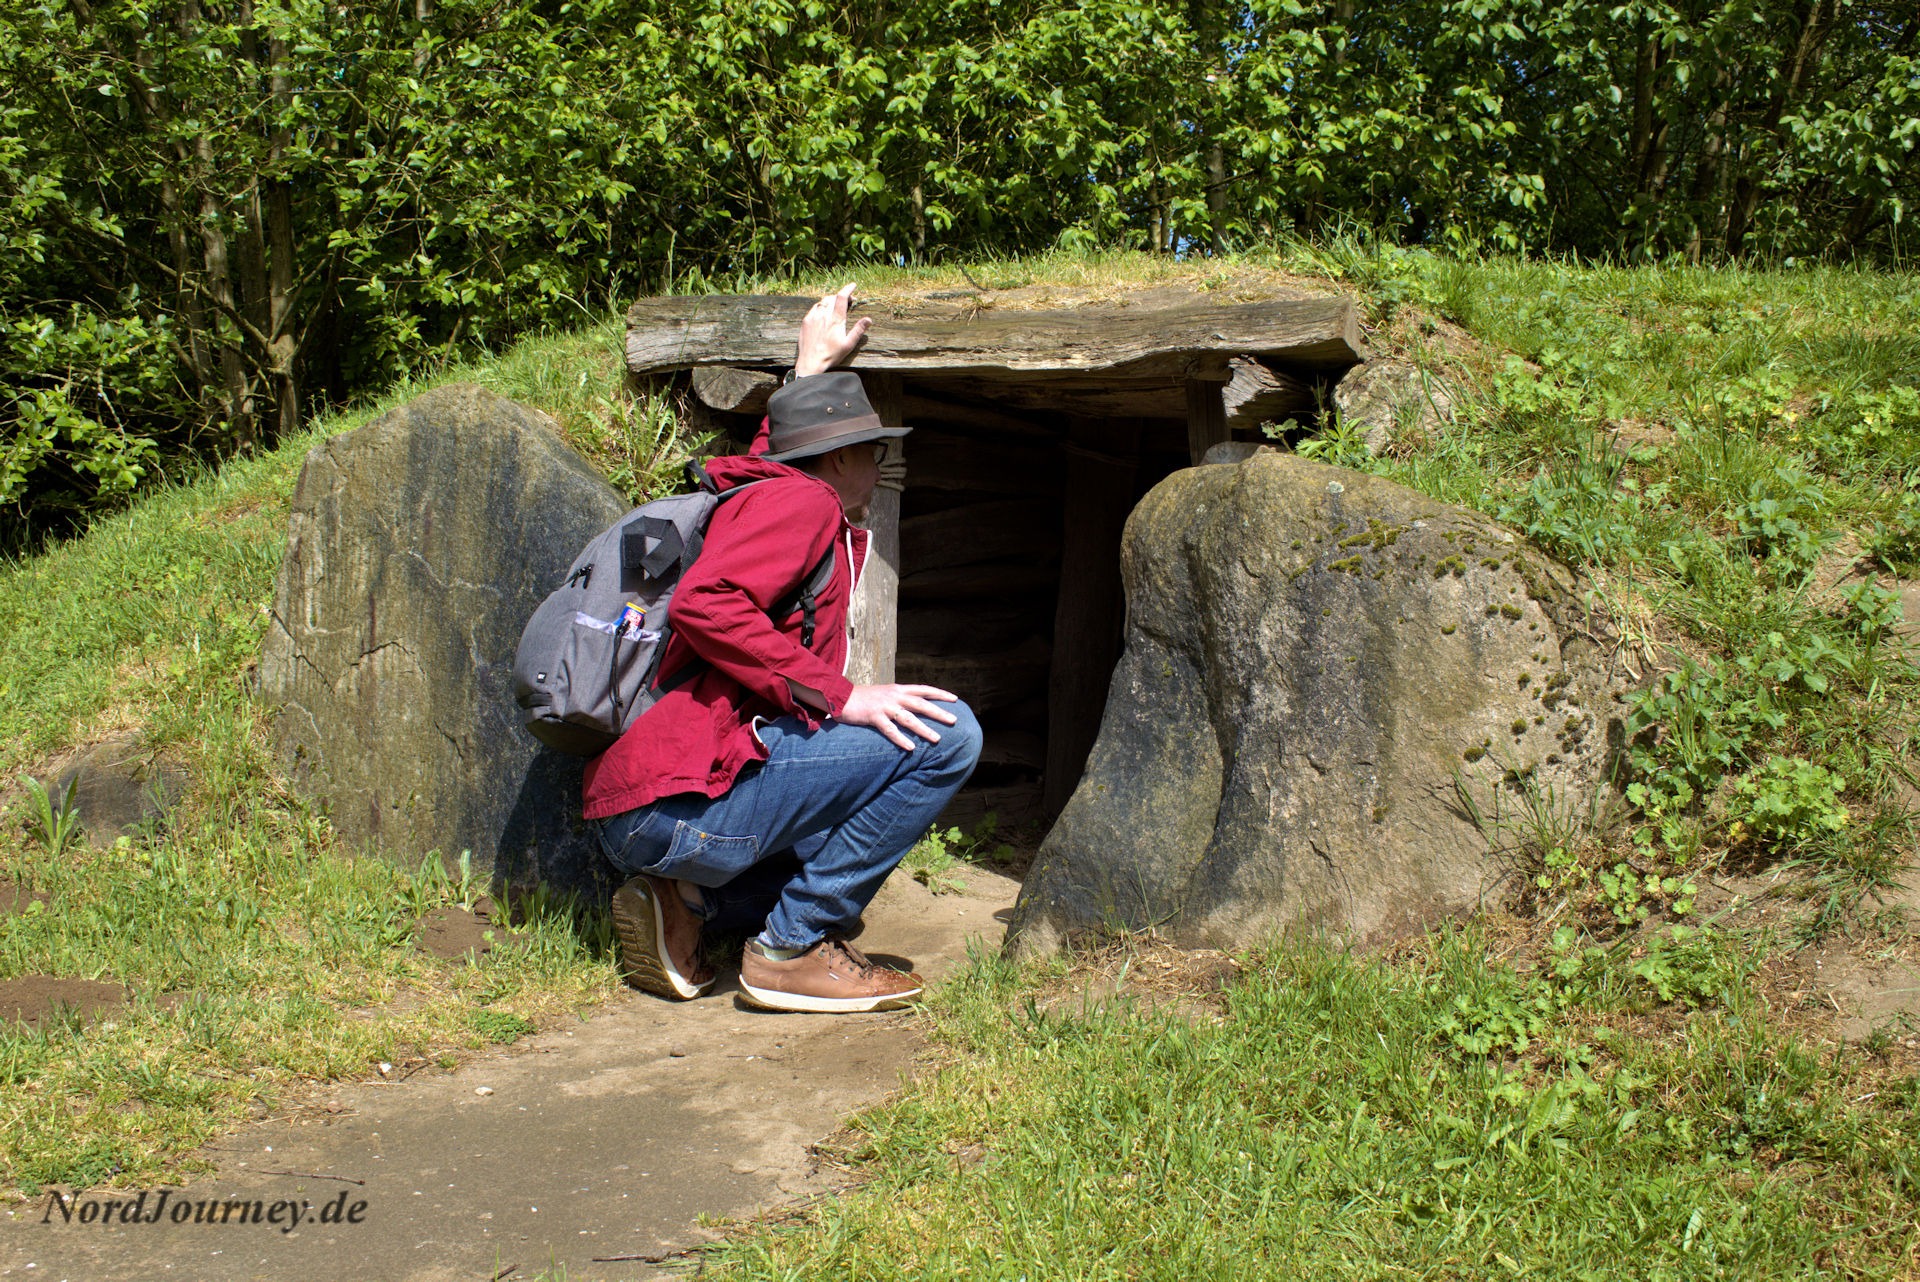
[{"xmin": 3, "ymin": 0, "xmax": 1915, "ymax": 532}]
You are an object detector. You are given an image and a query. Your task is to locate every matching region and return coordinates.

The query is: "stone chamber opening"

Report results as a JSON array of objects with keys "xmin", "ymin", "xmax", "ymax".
[
  {"xmin": 703, "ymin": 376, "xmax": 1308, "ymax": 835},
  {"xmin": 630, "ymin": 290, "xmax": 1366, "ymax": 837},
  {"xmin": 889, "ymin": 379, "xmax": 1191, "ymax": 833}
]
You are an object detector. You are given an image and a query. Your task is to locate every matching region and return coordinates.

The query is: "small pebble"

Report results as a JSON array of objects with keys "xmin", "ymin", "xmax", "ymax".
[
  {"xmin": 669, "ymin": 1045, "xmax": 688, "ymax": 1058},
  {"xmin": 475, "ymin": 1086, "xmax": 494, "ymax": 1096}
]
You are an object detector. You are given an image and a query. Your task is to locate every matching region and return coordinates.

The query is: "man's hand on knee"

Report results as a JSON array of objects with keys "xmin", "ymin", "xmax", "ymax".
[{"xmin": 837, "ymin": 683, "xmax": 959, "ymax": 751}]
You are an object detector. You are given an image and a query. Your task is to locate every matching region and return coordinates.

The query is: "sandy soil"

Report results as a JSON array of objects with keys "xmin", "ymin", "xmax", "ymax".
[
  {"xmin": 0, "ymin": 976, "xmax": 128, "ymax": 1029},
  {"xmin": 414, "ymin": 897, "xmax": 505, "ymax": 961}
]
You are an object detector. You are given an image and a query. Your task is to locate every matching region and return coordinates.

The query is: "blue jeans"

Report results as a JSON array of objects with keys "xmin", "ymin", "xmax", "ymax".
[{"xmin": 593, "ymin": 703, "xmax": 982, "ymax": 950}]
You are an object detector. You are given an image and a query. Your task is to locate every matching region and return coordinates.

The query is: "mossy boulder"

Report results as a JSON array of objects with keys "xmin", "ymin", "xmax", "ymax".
[
  {"xmin": 258, "ymin": 384, "xmax": 627, "ymax": 890},
  {"xmin": 1010, "ymin": 451, "xmax": 1626, "ymax": 953}
]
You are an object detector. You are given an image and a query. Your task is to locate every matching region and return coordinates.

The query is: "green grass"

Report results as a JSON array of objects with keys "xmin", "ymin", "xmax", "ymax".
[{"xmin": 709, "ymin": 931, "xmax": 1920, "ymax": 1280}]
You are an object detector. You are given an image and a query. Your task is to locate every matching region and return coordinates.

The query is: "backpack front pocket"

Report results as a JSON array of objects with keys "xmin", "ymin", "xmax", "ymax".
[{"xmin": 552, "ymin": 612, "xmax": 660, "ymax": 732}]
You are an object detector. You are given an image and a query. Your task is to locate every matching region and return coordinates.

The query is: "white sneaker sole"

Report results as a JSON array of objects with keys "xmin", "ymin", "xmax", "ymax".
[
  {"xmin": 611, "ymin": 878, "xmax": 712, "ymax": 1000},
  {"xmin": 737, "ymin": 979, "xmax": 923, "ymax": 1014}
]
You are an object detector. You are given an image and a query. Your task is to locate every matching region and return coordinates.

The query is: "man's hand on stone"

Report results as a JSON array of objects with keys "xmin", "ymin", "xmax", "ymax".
[
  {"xmin": 794, "ymin": 282, "xmax": 871, "ymax": 377},
  {"xmin": 837, "ymin": 683, "xmax": 960, "ymax": 751}
]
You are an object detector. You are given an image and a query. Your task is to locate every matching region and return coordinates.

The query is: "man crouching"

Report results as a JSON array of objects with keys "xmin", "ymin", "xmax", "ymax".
[{"xmin": 582, "ymin": 285, "xmax": 981, "ymax": 1012}]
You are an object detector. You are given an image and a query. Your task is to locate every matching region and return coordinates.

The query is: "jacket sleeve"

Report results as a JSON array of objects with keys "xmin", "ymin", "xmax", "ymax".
[{"xmin": 667, "ymin": 481, "xmax": 854, "ymax": 719}]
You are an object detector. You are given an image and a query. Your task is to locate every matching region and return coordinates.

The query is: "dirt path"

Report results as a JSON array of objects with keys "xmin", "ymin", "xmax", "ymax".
[{"xmin": 0, "ymin": 867, "xmax": 1021, "ymax": 1282}]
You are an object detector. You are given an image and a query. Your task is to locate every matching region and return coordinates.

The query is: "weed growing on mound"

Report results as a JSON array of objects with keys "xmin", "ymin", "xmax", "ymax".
[
  {"xmin": 709, "ymin": 932, "xmax": 1920, "ymax": 1280},
  {"xmin": 900, "ymin": 820, "xmax": 1022, "ymax": 896}
]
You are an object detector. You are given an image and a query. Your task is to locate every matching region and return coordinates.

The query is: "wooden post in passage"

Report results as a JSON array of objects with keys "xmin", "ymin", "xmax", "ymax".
[
  {"xmin": 1185, "ymin": 377, "xmax": 1230, "ymax": 464},
  {"xmin": 846, "ymin": 373, "xmax": 903, "ymax": 685},
  {"xmin": 1043, "ymin": 418, "xmax": 1142, "ymax": 816}
]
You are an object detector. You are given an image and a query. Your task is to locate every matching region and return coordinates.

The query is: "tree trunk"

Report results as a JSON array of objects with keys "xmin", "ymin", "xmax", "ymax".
[
  {"xmin": 195, "ymin": 135, "xmax": 255, "ymax": 451},
  {"xmin": 911, "ymin": 181, "xmax": 927, "ymax": 262},
  {"xmin": 1727, "ymin": 0, "xmax": 1831, "ymax": 256},
  {"xmin": 1687, "ymin": 69, "xmax": 1732, "ymax": 264},
  {"xmin": 414, "ymin": 0, "xmax": 434, "ymax": 70},
  {"xmin": 129, "ymin": 33, "xmax": 210, "ymax": 394},
  {"xmin": 164, "ymin": 176, "xmax": 211, "ymax": 391},
  {"xmin": 1623, "ymin": 32, "xmax": 1668, "ymax": 257},
  {"xmin": 236, "ymin": 1, "xmax": 271, "ymax": 364},
  {"xmin": 264, "ymin": 29, "xmax": 301, "ymax": 440},
  {"xmin": 1627, "ymin": 34, "xmax": 1658, "ymax": 192},
  {"xmin": 1206, "ymin": 140, "xmax": 1229, "ymax": 256}
]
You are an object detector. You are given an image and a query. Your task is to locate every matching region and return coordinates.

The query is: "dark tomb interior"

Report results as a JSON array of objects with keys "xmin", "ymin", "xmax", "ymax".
[
  {"xmin": 891, "ymin": 380, "xmax": 1191, "ymax": 833},
  {"xmin": 709, "ymin": 372, "xmax": 1321, "ymax": 836}
]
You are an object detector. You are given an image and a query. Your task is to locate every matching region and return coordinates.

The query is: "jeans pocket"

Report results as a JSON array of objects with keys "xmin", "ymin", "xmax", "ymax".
[
  {"xmin": 651, "ymin": 821, "xmax": 761, "ymax": 885},
  {"xmin": 597, "ymin": 807, "xmax": 678, "ymax": 874}
]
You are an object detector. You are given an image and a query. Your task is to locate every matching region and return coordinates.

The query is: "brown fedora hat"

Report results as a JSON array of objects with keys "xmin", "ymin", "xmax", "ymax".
[{"xmin": 763, "ymin": 372, "xmax": 910, "ymax": 463}]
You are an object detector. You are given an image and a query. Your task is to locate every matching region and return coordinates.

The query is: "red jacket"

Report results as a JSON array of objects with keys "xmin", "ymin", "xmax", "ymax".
[{"xmin": 580, "ymin": 452, "xmax": 867, "ymax": 819}]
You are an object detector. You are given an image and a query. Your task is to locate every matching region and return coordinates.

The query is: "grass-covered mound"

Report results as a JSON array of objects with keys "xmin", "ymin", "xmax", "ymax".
[{"xmin": 1, "ymin": 248, "xmax": 1916, "ymax": 1276}]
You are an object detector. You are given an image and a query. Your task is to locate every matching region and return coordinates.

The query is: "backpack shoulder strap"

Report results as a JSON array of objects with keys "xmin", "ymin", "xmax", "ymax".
[{"xmin": 777, "ymin": 543, "xmax": 838, "ymax": 649}]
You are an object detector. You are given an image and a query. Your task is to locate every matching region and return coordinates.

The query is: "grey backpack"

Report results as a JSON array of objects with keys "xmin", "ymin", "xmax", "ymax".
[{"xmin": 512, "ymin": 463, "xmax": 835, "ymax": 756}]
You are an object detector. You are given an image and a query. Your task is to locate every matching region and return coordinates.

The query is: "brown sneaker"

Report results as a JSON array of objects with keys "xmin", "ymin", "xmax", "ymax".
[
  {"xmin": 610, "ymin": 875, "xmax": 714, "ymax": 1000},
  {"xmin": 738, "ymin": 938, "xmax": 923, "ymax": 1013}
]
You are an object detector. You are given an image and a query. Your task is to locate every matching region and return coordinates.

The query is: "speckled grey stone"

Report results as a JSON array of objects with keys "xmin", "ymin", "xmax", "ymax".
[
  {"xmin": 1332, "ymin": 359, "xmax": 1456, "ymax": 457},
  {"xmin": 45, "ymin": 734, "xmax": 187, "ymax": 846}
]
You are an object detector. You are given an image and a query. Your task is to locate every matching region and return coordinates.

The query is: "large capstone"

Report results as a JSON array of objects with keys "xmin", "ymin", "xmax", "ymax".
[
  {"xmin": 1010, "ymin": 451, "xmax": 1626, "ymax": 954},
  {"xmin": 258, "ymin": 384, "xmax": 628, "ymax": 889}
]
